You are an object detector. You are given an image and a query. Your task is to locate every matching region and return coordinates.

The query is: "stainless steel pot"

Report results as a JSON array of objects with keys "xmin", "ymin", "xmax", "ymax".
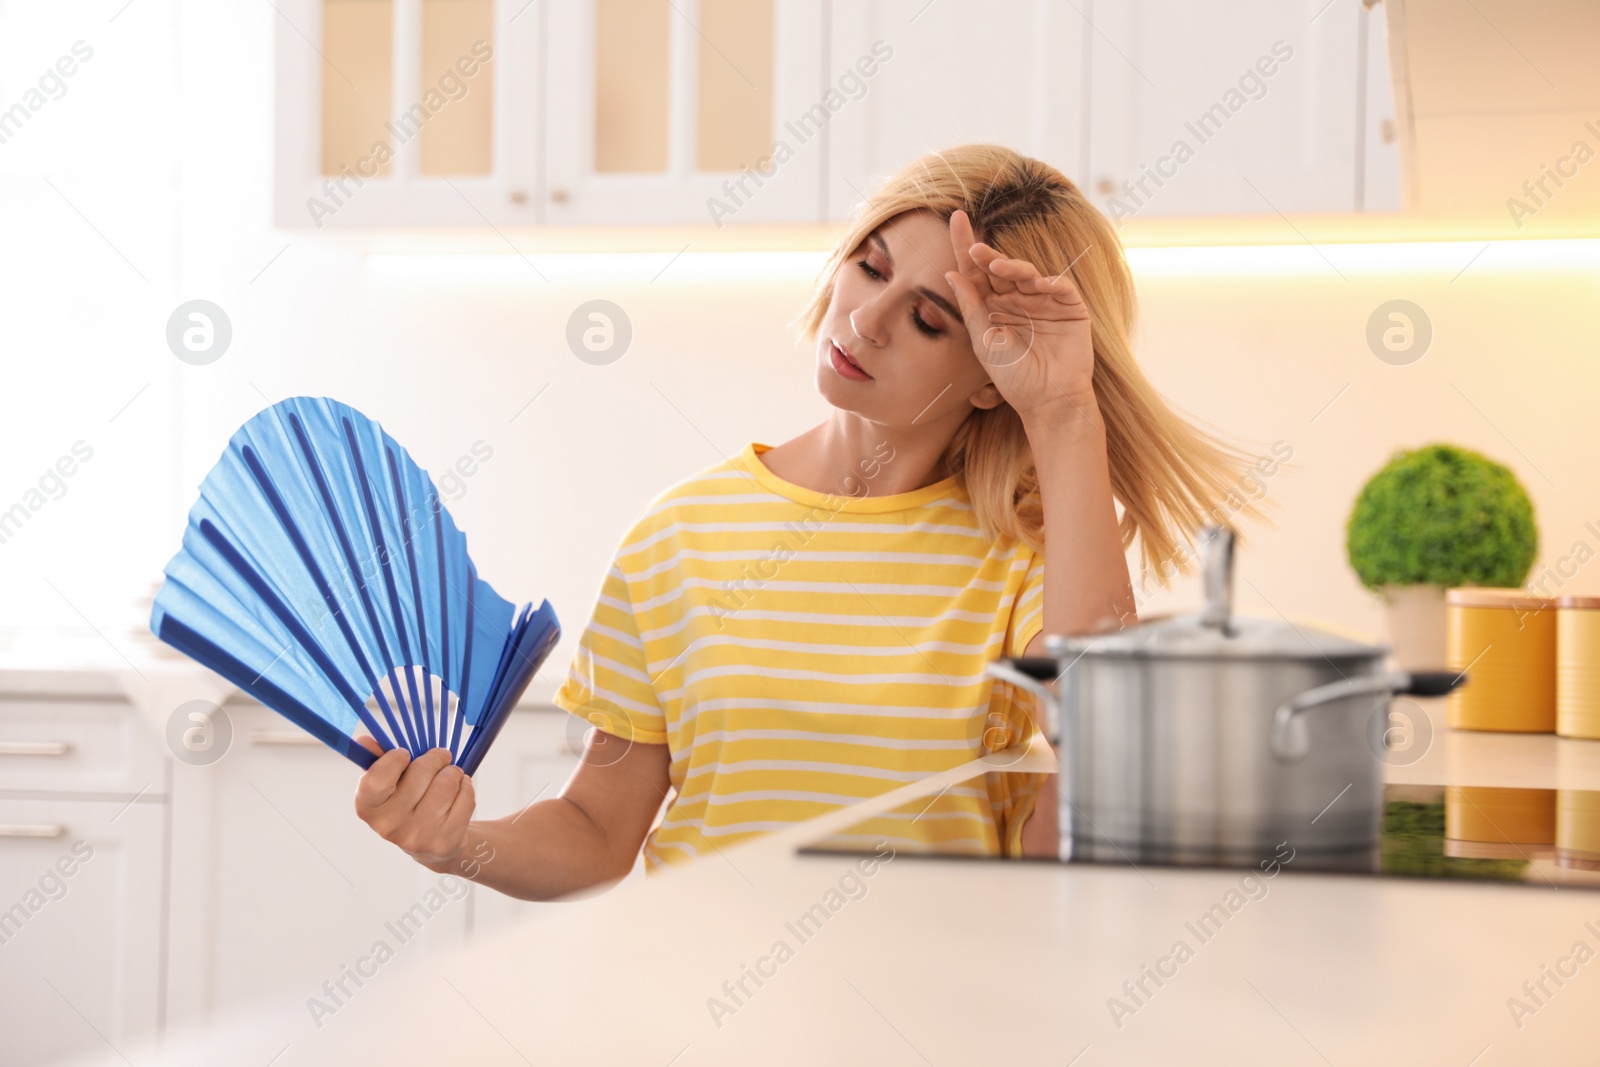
[{"xmin": 987, "ymin": 524, "xmax": 1466, "ymax": 867}]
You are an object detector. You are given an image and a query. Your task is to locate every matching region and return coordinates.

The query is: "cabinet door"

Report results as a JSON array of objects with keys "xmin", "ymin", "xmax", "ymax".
[
  {"xmin": 0, "ymin": 797, "xmax": 165, "ymax": 1067},
  {"xmin": 273, "ymin": 0, "xmax": 542, "ymax": 227},
  {"xmin": 201, "ymin": 706, "xmax": 470, "ymax": 1021},
  {"xmin": 1359, "ymin": 0, "xmax": 1401, "ymax": 212},
  {"xmin": 544, "ymin": 0, "xmax": 827, "ymax": 224},
  {"xmin": 1085, "ymin": 0, "xmax": 1378, "ymax": 219},
  {"xmin": 825, "ymin": 0, "xmax": 1089, "ymax": 222}
]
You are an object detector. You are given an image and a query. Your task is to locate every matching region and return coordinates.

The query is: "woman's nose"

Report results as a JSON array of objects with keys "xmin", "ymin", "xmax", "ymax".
[{"xmin": 849, "ymin": 301, "xmax": 886, "ymax": 347}]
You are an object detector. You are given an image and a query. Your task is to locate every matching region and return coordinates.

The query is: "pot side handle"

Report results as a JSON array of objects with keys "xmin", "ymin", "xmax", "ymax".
[
  {"xmin": 986, "ymin": 660, "xmax": 1061, "ymax": 741},
  {"xmin": 1401, "ymin": 670, "xmax": 1464, "ymax": 697},
  {"xmin": 1010, "ymin": 657, "xmax": 1063, "ymax": 682},
  {"xmin": 985, "ymin": 658, "xmax": 1073, "ymax": 862},
  {"xmin": 1269, "ymin": 669, "xmax": 1468, "ymax": 762}
]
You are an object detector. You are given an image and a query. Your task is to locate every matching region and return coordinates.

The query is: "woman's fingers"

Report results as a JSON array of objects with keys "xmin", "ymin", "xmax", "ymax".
[
  {"xmin": 386, "ymin": 747, "xmax": 455, "ymax": 812},
  {"xmin": 355, "ymin": 735, "xmax": 384, "ymax": 757},
  {"xmin": 948, "ymin": 208, "xmax": 980, "ymax": 275},
  {"xmin": 968, "ymin": 244, "xmax": 1020, "ymax": 295},
  {"xmin": 412, "ymin": 761, "xmax": 467, "ymax": 829},
  {"xmin": 354, "ymin": 745, "xmax": 472, "ymax": 862},
  {"xmin": 444, "ymin": 774, "xmax": 477, "ymax": 832},
  {"xmin": 354, "ymin": 746, "xmax": 411, "ymax": 814},
  {"xmin": 949, "ymin": 211, "xmax": 1002, "ymax": 302}
]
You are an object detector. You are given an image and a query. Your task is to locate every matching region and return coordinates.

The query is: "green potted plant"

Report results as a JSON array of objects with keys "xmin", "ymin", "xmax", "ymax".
[{"xmin": 1346, "ymin": 443, "xmax": 1539, "ymax": 669}]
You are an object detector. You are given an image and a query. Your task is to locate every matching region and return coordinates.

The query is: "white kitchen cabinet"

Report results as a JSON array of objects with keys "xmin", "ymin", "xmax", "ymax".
[
  {"xmin": 543, "ymin": 0, "xmax": 828, "ymax": 225},
  {"xmin": 1082, "ymin": 0, "xmax": 1400, "ymax": 221},
  {"xmin": 174, "ymin": 702, "xmax": 471, "ymax": 1027},
  {"xmin": 0, "ymin": 796, "xmax": 166, "ymax": 1067},
  {"xmin": 273, "ymin": 0, "xmax": 543, "ymax": 228},
  {"xmin": 824, "ymin": 0, "xmax": 1090, "ymax": 222},
  {"xmin": 0, "ymin": 694, "xmax": 168, "ymax": 1067},
  {"xmin": 162, "ymin": 699, "xmax": 637, "ymax": 1036},
  {"xmin": 273, "ymin": 0, "xmax": 1399, "ymax": 230},
  {"xmin": 1359, "ymin": 0, "xmax": 1401, "ymax": 212}
]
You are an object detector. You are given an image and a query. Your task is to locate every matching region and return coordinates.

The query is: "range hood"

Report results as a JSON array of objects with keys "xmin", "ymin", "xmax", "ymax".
[{"xmin": 1385, "ymin": 0, "xmax": 1600, "ymax": 233}]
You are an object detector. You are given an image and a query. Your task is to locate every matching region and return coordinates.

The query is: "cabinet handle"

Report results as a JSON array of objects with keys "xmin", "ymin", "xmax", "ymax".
[
  {"xmin": 250, "ymin": 730, "xmax": 321, "ymax": 746},
  {"xmin": 0, "ymin": 741, "xmax": 72, "ymax": 757},
  {"xmin": 0, "ymin": 824, "xmax": 67, "ymax": 838}
]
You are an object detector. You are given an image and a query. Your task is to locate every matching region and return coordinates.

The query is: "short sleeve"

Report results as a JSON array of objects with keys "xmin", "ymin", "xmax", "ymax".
[
  {"xmin": 1004, "ymin": 548, "xmax": 1047, "ymax": 659},
  {"xmin": 551, "ymin": 561, "xmax": 670, "ymax": 746}
]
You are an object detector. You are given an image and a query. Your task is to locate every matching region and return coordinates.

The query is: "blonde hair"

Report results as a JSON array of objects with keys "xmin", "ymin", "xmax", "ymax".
[{"xmin": 795, "ymin": 144, "xmax": 1275, "ymax": 586}]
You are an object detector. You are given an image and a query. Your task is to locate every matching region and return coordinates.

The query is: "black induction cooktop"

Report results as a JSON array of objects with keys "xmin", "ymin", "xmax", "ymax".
[{"xmin": 796, "ymin": 782, "xmax": 1600, "ymax": 890}]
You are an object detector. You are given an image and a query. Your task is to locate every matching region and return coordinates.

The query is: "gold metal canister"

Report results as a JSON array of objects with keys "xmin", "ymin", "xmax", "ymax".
[
  {"xmin": 1446, "ymin": 588, "xmax": 1556, "ymax": 732},
  {"xmin": 1444, "ymin": 785, "xmax": 1556, "ymax": 859},
  {"xmin": 1556, "ymin": 788, "xmax": 1600, "ymax": 870},
  {"xmin": 1557, "ymin": 595, "xmax": 1600, "ymax": 740}
]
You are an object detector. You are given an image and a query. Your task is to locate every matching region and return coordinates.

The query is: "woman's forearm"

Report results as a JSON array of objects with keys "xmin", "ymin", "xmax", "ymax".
[
  {"xmin": 423, "ymin": 798, "xmax": 632, "ymax": 902},
  {"xmin": 1022, "ymin": 390, "xmax": 1136, "ymax": 641}
]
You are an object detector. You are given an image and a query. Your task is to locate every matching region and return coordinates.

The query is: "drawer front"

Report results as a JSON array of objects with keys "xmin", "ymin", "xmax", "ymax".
[{"xmin": 0, "ymin": 700, "xmax": 167, "ymax": 797}]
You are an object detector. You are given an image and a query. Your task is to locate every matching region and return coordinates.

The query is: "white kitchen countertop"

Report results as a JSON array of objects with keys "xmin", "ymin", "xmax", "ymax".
[
  {"xmin": 18, "ymin": 630, "xmax": 1600, "ymax": 1063},
  {"xmin": 0, "ymin": 626, "xmax": 562, "ymax": 720},
  {"xmin": 47, "ymin": 730, "xmax": 1600, "ymax": 1067}
]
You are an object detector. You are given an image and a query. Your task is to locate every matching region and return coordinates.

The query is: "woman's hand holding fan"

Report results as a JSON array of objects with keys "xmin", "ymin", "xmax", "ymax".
[{"xmin": 353, "ymin": 739, "xmax": 478, "ymax": 874}]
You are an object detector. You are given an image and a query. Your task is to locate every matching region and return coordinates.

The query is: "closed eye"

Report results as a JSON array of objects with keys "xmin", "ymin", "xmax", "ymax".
[{"xmin": 854, "ymin": 259, "xmax": 943, "ymax": 338}]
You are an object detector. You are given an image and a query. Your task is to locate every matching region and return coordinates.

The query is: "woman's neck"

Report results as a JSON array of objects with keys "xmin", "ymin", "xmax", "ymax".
[{"xmin": 759, "ymin": 409, "xmax": 966, "ymax": 498}]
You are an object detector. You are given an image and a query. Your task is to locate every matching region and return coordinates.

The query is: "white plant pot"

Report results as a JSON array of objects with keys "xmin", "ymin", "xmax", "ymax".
[{"xmin": 1380, "ymin": 584, "xmax": 1448, "ymax": 671}]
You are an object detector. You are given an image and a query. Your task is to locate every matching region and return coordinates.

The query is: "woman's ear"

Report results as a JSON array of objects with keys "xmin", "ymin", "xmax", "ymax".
[{"xmin": 968, "ymin": 381, "xmax": 1005, "ymax": 411}]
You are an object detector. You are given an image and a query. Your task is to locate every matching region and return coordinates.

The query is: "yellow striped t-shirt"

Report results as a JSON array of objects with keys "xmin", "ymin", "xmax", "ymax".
[{"xmin": 552, "ymin": 441, "xmax": 1049, "ymax": 872}]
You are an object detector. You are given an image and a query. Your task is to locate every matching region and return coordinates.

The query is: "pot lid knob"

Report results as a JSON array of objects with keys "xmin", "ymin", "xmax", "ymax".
[{"xmin": 1199, "ymin": 524, "xmax": 1235, "ymax": 631}]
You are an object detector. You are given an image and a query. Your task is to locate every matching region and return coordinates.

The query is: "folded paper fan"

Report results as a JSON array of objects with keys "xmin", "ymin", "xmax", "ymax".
[{"xmin": 150, "ymin": 396, "xmax": 560, "ymax": 773}]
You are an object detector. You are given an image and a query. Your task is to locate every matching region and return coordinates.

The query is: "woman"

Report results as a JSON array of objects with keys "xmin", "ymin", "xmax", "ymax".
[{"xmin": 354, "ymin": 144, "xmax": 1256, "ymax": 899}]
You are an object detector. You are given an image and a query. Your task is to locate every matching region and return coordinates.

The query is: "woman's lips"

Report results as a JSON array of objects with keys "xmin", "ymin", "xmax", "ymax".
[{"xmin": 830, "ymin": 342, "xmax": 872, "ymax": 381}]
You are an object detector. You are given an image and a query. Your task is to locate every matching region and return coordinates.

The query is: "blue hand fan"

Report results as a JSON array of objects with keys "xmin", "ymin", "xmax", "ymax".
[{"xmin": 150, "ymin": 396, "xmax": 560, "ymax": 774}]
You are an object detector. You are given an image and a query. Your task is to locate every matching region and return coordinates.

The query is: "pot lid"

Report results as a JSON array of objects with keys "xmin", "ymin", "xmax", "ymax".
[
  {"xmin": 1049, "ymin": 608, "xmax": 1382, "ymax": 660},
  {"xmin": 1047, "ymin": 526, "xmax": 1385, "ymax": 661}
]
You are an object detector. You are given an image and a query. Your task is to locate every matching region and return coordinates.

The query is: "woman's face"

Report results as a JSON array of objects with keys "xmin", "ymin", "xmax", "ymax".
[{"xmin": 816, "ymin": 209, "xmax": 1003, "ymax": 428}]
